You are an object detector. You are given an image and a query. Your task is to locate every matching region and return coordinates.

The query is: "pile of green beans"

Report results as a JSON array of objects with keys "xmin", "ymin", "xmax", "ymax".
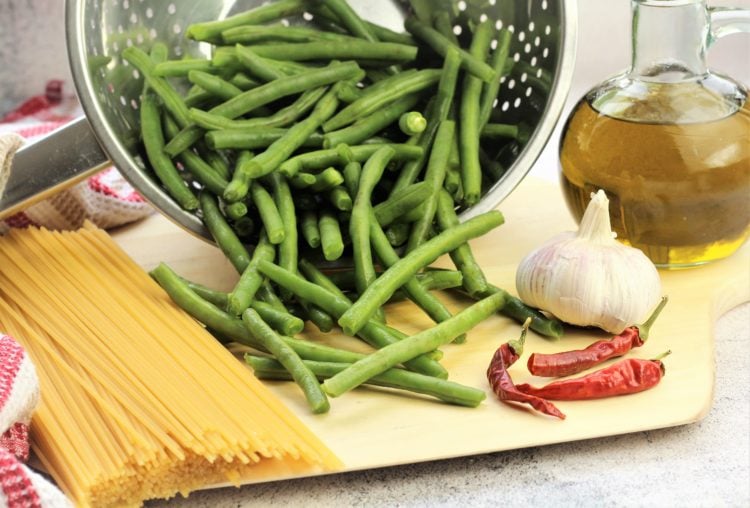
[{"xmin": 132, "ymin": 0, "xmax": 563, "ymax": 413}]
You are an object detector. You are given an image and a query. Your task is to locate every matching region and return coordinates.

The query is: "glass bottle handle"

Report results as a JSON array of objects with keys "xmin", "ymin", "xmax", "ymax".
[{"xmin": 708, "ymin": 7, "xmax": 750, "ymax": 45}]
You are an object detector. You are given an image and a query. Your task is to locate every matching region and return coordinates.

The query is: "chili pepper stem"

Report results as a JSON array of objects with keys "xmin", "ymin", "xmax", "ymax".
[
  {"xmin": 651, "ymin": 350, "xmax": 672, "ymax": 361},
  {"xmin": 638, "ymin": 296, "xmax": 669, "ymax": 340},
  {"xmin": 509, "ymin": 317, "xmax": 532, "ymax": 356}
]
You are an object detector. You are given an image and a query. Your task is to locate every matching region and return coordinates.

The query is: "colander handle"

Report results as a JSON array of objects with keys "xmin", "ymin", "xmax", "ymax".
[{"xmin": 0, "ymin": 116, "xmax": 110, "ymax": 220}]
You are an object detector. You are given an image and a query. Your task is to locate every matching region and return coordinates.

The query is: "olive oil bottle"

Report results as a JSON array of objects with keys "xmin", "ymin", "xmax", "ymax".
[{"xmin": 559, "ymin": 0, "xmax": 750, "ymax": 268}]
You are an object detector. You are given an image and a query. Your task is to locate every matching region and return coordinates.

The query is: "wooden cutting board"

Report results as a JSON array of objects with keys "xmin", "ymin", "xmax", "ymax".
[{"xmin": 112, "ymin": 176, "xmax": 750, "ymax": 480}]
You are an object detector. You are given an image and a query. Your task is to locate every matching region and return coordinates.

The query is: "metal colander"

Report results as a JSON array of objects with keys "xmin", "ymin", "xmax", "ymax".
[{"xmin": 0, "ymin": 0, "xmax": 576, "ymax": 241}]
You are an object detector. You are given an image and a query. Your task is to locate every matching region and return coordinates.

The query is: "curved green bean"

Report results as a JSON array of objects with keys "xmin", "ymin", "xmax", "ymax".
[
  {"xmin": 242, "ymin": 309, "xmax": 329, "ymax": 413},
  {"xmin": 338, "ymin": 211, "xmax": 505, "ymax": 335},
  {"xmin": 140, "ymin": 95, "xmax": 198, "ymax": 210},
  {"xmin": 199, "ymin": 192, "xmax": 251, "ymax": 273},
  {"xmin": 278, "ymin": 143, "xmax": 423, "ymax": 178}
]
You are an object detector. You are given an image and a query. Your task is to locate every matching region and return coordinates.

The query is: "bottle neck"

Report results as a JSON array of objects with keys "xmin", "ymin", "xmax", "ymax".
[{"xmin": 629, "ymin": 0, "xmax": 710, "ymax": 82}]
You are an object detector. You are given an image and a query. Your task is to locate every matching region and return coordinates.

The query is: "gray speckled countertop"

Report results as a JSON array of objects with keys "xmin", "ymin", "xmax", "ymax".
[{"xmin": 148, "ymin": 1, "xmax": 750, "ymax": 506}]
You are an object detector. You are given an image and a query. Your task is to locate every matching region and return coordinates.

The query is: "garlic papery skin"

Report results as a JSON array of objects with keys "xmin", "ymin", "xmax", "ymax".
[{"xmin": 515, "ymin": 190, "xmax": 662, "ymax": 334}]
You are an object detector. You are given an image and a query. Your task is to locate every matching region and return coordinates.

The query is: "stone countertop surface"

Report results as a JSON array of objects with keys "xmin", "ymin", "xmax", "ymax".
[{"xmin": 149, "ymin": 1, "xmax": 750, "ymax": 506}]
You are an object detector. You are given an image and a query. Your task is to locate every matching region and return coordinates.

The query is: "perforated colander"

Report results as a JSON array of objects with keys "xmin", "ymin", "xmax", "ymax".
[{"xmin": 0, "ymin": 0, "xmax": 576, "ymax": 241}]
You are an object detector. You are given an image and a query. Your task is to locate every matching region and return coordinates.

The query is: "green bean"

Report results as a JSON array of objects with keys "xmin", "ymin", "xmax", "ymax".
[
  {"xmin": 338, "ymin": 211, "xmax": 504, "ymax": 335},
  {"xmin": 444, "ymin": 164, "xmax": 461, "ymax": 196},
  {"xmin": 323, "ymin": 69, "xmax": 441, "ymax": 132},
  {"xmin": 318, "ymin": 0, "xmax": 378, "ymax": 42},
  {"xmin": 471, "ymin": 284, "xmax": 564, "ymax": 339},
  {"xmin": 257, "ymin": 280, "xmax": 288, "ymax": 313},
  {"xmin": 279, "ymin": 143, "xmax": 423, "ymax": 178},
  {"xmin": 319, "ymin": 210, "xmax": 345, "ymax": 261},
  {"xmin": 222, "ymin": 24, "xmax": 355, "ymax": 44},
  {"xmin": 214, "ymin": 47, "xmax": 315, "ymax": 76},
  {"xmin": 190, "ymin": 86, "xmax": 328, "ymax": 131},
  {"xmin": 322, "ymin": 93, "xmax": 421, "ymax": 149},
  {"xmin": 432, "ymin": 11, "xmax": 459, "ymax": 44},
  {"xmin": 228, "ymin": 72, "xmax": 260, "ymax": 90},
  {"xmin": 184, "ymin": 90, "xmax": 215, "ymax": 109},
  {"xmin": 336, "ymin": 81, "xmax": 364, "ymax": 103},
  {"xmin": 310, "ymin": 4, "xmax": 414, "ymax": 45},
  {"xmin": 308, "ymin": 167, "xmax": 344, "ymax": 192},
  {"xmin": 143, "ymin": 43, "xmax": 168, "ymax": 96},
  {"xmin": 224, "ymin": 201, "xmax": 248, "ymax": 220},
  {"xmin": 164, "ymin": 61, "xmax": 361, "ymax": 156},
  {"xmin": 162, "ymin": 114, "xmax": 229, "ymax": 196},
  {"xmin": 342, "ymin": 161, "xmax": 362, "ymax": 198},
  {"xmin": 369, "ymin": 211, "xmax": 459, "ymax": 333},
  {"xmin": 245, "ymin": 40, "xmax": 416, "ymax": 63},
  {"xmin": 257, "ymin": 260, "xmax": 447, "ymax": 378},
  {"xmin": 206, "ymin": 128, "xmax": 324, "ymax": 151},
  {"xmin": 247, "ymin": 356, "xmax": 484, "ymax": 407},
  {"xmin": 298, "ymin": 299, "xmax": 336, "ymax": 333},
  {"xmin": 250, "ymin": 301, "xmax": 305, "ymax": 336},
  {"xmin": 247, "ymin": 183, "xmax": 283, "ymax": 245},
  {"xmin": 199, "ymin": 192, "xmax": 250, "ymax": 273},
  {"xmin": 139, "ymin": 95, "xmax": 198, "ymax": 210},
  {"xmin": 385, "ymin": 222, "xmax": 410, "ymax": 247},
  {"xmin": 226, "ymin": 232, "xmax": 274, "ymax": 316},
  {"xmin": 435, "ymin": 190, "xmax": 489, "ymax": 297},
  {"xmin": 123, "ymin": 47, "xmax": 191, "ymax": 128},
  {"xmin": 181, "ymin": 278, "xmax": 229, "ymax": 309},
  {"xmin": 323, "ymin": 267, "xmax": 462, "ymax": 297},
  {"xmin": 405, "ymin": 120, "xmax": 455, "ymax": 253},
  {"xmin": 186, "ymin": 0, "xmax": 307, "ymax": 42},
  {"xmin": 204, "ymin": 150, "xmax": 232, "ymax": 181},
  {"xmin": 479, "ymin": 29, "xmax": 512, "ymax": 129},
  {"xmin": 232, "ymin": 216, "xmax": 255, "ymax": 237},
  {"xmin": 351, "ymin": 147, "xmax": 395, "ymax": 323},
  {"xmin": 186, "ymin": 70, "xmax": 242, "ymax": 103},
  {"xmin": 389, "ymin": 48, "xmax": 460, "ymax": 195},
  {"xmin": 268, "ymin": 173, "xmax": 298, "ymax": 296},
  {"xmin": 398, "ymin": 111, "xmax": 427, "ymax": 136},
  {"xmin": 152, "ymin": 263, "xmax": 354, "ymax": 360},
  {"xmin": 224, "ymin": 88, "xmax": 339, "ymax": 200},
  {"xmin": 479, "ymin": 147, "xmax": 507, "ymax": 182},
  {"xmin": 323, "ymin": 291, "xmax": 506, "ymax": 397},
  {"xmin": 404, "ymin": 17, "xmax": 495, "ymax": 82},
  {"xmin": 290, "ymin": 172, "xmax": 317, "ymax": 189},
  {"xmin": 328, "ymin": 186, "xmax": 353, "ymax": 212},
  {"xmin": 373, "ymin": 182, "xmax": 430, "ymax": 227},
  {"xmin": 298, "ymin": 259, "xmax": 349, "ymax": 300},
  {"xmin": 153, "ymin": 59, "xmax": 216, "ymax": 77},
  {"xmin": 300, "ymin": 211, "xmax": 321, "ymax": 248},
  {"xmin": 459, "ymin": 20, "xmax": 494, "ymax": 206},
  {"xmin": 234, "ymin": 44, "xmax": 287, "ymax": 82},
  {"xmin": 481, "ymin": 123, "xmax": 521, "ymax": 140},
  {"xmin": 242, "ymin": 309, "xmax": 329, "ymax": 413}
]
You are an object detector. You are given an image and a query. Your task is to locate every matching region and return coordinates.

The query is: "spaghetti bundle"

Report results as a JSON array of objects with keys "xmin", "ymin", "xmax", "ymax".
[{"xmin": 0, "ymin": 223, "xmax": 341, "ymax": 507}]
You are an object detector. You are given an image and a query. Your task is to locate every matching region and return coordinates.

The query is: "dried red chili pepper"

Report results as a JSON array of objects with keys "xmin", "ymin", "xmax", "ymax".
[
  {"xmin": 487, "ymin": 318, "xmax": 566, "ymax": 420},
  {"xmin": 527, "ymin": 297, "xmax": 668, "ymax": 377},
  {"xmin": 516, "ymin": 351, "xmax": 671, "ymax": 400}
]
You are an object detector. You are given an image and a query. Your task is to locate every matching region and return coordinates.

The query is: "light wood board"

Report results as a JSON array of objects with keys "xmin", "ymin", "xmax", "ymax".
[{"xmin": 111, "ymin": 177, "xmax": 750, "ymax": 481}]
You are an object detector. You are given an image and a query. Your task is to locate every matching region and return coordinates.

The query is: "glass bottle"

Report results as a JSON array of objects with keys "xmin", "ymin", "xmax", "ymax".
[{"xmin": 559, "ymin": 0, "xmax": 750, "ymax": 268}]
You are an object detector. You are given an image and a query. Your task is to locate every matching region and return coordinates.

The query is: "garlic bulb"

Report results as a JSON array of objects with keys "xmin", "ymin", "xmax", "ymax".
[{"xmin": 515, "ymin": 190, "xmax": 661, "ymax": 334}]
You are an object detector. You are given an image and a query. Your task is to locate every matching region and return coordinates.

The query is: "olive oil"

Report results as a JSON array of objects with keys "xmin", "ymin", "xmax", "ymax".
[{"xmin": 560, "ymin": 96, "xmax": 750, "ymax": 268}]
